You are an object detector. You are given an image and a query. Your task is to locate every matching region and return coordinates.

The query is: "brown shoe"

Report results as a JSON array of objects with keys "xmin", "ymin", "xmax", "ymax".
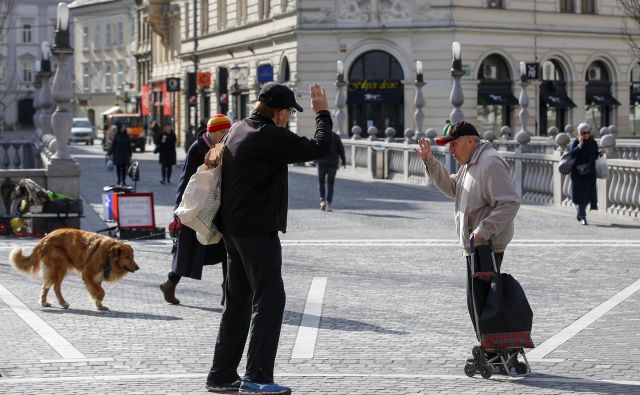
[{"xmin": 160, "ymin": 280, "xmax": 180, "ymax": 304}]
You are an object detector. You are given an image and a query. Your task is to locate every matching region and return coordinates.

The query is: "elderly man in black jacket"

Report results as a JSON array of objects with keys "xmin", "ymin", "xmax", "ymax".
[{"xmin": 204, "ymin": 83, "xmax": 331, "ymax": 395}]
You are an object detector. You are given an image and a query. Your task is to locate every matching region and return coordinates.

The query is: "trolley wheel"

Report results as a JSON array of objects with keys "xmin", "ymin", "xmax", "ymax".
[
  {"xmin": 464, "ymin": 363, "xmax": 476, "ymax": 377},
  {"xmin": 479, "ymin": 364, "xmax": 492, "ymax": 379},
  {"xmin": 472, "ymin": 346, "xmax": 485, "ymax": 362}
]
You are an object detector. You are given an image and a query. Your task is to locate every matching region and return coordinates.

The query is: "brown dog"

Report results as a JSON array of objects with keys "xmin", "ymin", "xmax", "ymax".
[{"xmin": 9, "ymin": 228, "xmax": 139, "ymax": 311}]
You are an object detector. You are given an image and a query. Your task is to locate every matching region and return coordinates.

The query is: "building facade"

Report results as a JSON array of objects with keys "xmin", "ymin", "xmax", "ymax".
[
  {"xmin": 0, "ymin": 0, "xmax": 60, "ymax": 131},
  {"xmin": 69, "ymin": 0, "xmax": 137, "ymax": 132},
  {"xmin": 171, "ymin": 0, "xmax": 640, "ymax": 138}
]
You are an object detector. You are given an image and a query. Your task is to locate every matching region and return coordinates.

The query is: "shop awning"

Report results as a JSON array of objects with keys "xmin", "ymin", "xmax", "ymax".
[
  {"xmin": 101, "ymin": 106, "xmax": 122, "ymax": 116},
  {"xmin": 478, "ymin": 91, "xmax": 519, "ymax": 106},
  {"xmin": 542, "ymin": 93, "xmax": 576, "ymax": 109},
  {"xmin": 587, "ymin": 93, "xmax": 621, "ymax": 106}
]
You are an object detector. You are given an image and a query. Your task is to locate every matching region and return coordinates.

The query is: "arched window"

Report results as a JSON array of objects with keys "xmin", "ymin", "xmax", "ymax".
[
  {"xmin": 585, "ymin": 60, "xmax": 619, "ymax": 131},
  {"xmin": 477, "ymin": 54, "xmax": 517, "ymax": 132},
  {"xmin": 539, "ymin": 59, "xmax": 576, "ymax": 135},
  {"xmin": 279, "ymin": 57, "xmax": 290, "ymax": 82},
  {"xmin": 347, "ymin": 50, "xmax": 404, "ymax": 137}
]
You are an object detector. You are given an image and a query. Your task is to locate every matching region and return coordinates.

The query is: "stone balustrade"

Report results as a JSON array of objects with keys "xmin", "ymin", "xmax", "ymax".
[{"xmin": 342, "ymin": 137, "xmax": 640, "ymax": 219}]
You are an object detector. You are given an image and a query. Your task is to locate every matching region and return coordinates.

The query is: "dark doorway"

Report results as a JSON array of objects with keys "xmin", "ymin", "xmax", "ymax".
[
  {"xmin": 18, "ymin": 98, "xmax": 35, "ymax": 128},
  {"xmin": 585, "ymin": 61, "xmax": 619, "ymax": 131},
  {"xmin": 477, "ymin": 54, "xmax": 517, "ymax": 133},
  {"xmin": 539, "ymin": 60, "xmax": 576, "ymax": 135}
]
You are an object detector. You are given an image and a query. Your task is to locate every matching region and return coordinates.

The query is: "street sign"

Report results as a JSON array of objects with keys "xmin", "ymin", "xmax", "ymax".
[
  {"xmin": 166, "ymin": 77, "xmax": 181, "ymax": 92},
  {"xmin": 462, "ymin": 64, "xmax": 471, "ymax": 76},
  {"xmin": 257, "ymin": 64, "xmax": 273, "ymax": 83},
  {"xmin": 197, "ymin": 71, "xmax": 212, "ymax": 87},
  {"xmin": 525, "ymin": 63, "xmax": 540, "ymax": 80}
]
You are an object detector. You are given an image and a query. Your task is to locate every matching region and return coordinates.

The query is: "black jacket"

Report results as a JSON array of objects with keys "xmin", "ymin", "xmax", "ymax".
[
  {"xmin": 108, "ymin": 131, "xmax": 132, "ymax": 166},
  {"xmin": 569, "ymin": 137, "xmax": 599, "ymax": 208},
  {"xmin": 317, "ymin": 132, "xmax": 346, "ymax": 167},
  {"xmin": 218, "ymin": 110, "xmax": 332, "ymax": 236},
  {"xmin": 158, "ymin": 131, "xmax": 177, "ymax": 165}
]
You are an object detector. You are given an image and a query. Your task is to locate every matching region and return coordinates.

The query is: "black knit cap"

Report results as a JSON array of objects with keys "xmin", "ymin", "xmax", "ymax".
[
  {"xmin": 435, "ymin": 121, "xmax": 480, "ymax": 145},
  {"xmin": 258, "ymin": 82, "xmax": 303, "ymax": 112}
]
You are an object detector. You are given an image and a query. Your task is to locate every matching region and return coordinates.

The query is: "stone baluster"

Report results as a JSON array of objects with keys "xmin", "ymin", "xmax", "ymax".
[
  {"xmin": 384, "ymin": 127, "xmax": 395, "ymax": 142},
  {"xmin": 425, "ymin": 128, "xmax": 437, "ymax": 145},
  {"xmin": 335, "ymin": 60, "xmax": 347, "ymax": 138},
  {"xmin": 351, "ymin": 125, "xmax": 362, "ymax": 140},
  {"xmin": 367, "ymin": 126, "xmax": 378, "ymax": 141},
  {"xmin": 404, "ymin": 128, "xmax": 415, "ymax": 144}
]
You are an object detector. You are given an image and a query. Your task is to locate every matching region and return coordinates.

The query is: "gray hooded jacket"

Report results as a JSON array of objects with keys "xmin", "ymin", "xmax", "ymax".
[{"xmin": 424, "ymin": 141, "xmax": 520, "ymax": 255}]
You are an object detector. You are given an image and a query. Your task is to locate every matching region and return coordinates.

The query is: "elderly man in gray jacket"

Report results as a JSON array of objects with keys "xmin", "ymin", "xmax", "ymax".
[{"xmin": 415, "ymin": 120, "xmax": 520, "ymax": 346}]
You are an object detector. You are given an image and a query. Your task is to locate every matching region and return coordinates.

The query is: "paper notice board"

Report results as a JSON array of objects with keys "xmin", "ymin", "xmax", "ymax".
[{"xmin": 116, "ymin": 193, "xmax": 156, "ymax": 229}]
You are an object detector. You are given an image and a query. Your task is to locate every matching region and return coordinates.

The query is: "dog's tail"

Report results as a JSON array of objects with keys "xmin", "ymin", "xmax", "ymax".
[{"xmin": 9, "ymin": 247, "xmax": 41, "ymax": 275}]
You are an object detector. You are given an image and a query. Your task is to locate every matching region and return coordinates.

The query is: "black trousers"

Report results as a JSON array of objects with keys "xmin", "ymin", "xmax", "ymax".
[
  {"xmin": 116, "ymin": 165, "xmax": 127, "ymax": 184},
  {"xmin": 466, "ymin": 251, "xmax": 503, "ymax": 339},
  {"xmin": 161, "ymin": 164, "xmax": 173, "ymax": 181},
  {"xmin": 208, "ymin": 233, "xmax": 286, "ymax": 384},
  {"xmin": 318, "ymin": 165, "xmax": 337, "ymax": 203}
]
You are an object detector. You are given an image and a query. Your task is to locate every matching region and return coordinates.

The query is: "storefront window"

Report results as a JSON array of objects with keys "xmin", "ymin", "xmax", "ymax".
[
  {"xmin": 477, "ymin": 54, "xmax": 517, "ymax": 133},
  {"xmin": 347, "ymin": 50, "xmax": 404, "ymax": 137},
  {"xmin": 585, "ymin": 60, "xmax": 619, "ymax": 132},
  {"xmin": 539, "ymin": 60, "xmax": 575, "ymax": 135},
  {"xmin": 630, "ymin": 63, "xmax": 640, "ymax": 136}
]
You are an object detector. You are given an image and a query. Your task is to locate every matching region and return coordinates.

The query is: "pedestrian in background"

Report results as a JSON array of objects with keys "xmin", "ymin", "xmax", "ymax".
[
  {"xmin": 151, "ymin": 120, "xmax": 162, "ymax": 145},
  {"xmin": 568, "ymin": 122, "xmax": 599, "ymax": 225},
  {"xmin": 317, "ymin": 131, "xmax": 346, "ymax": 212},
  {"xmin": 160, "ymin": 115, "xmax": 232, "ymax": 305},
  {"xmin": 203, "ymin": 82, "xmax": 331, "ymax": 394},
  {"xmin": 157, "ymin": 123, "xmax": 177, "ymax": 185},
  {"xmin": 107, "ymin": 123, "xmax": 132, "ymax": 186},
  {"xmin": 184, "ymin": 124, "xmax": 196, "ymax": 154}
]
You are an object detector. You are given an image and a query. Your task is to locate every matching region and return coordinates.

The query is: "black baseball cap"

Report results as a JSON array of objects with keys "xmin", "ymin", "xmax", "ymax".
[
  {"xmin": 258, "ymin": 82, "xmax": 303, "ymax": 112},
  {"xmin": 435, "ymin": 121, "xmax": 480, "ymax": 145}
]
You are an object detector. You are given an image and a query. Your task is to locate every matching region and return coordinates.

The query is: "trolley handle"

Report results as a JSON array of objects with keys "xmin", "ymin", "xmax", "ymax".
[{"xmin": 469, "ymin": 235, "xmax": 499, "ymax": 274}]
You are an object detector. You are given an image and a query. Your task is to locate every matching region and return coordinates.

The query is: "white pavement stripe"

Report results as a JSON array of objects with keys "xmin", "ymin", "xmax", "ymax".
[
  {"xmin": 528, "ymin": 277, "xmax": 640, "ymax": 360},
  {"xmin": 291, "ymin": 277, "xmax": 327, "ymax": 359},
  {"xmin": 0, "ymin": 283, "xmax": 86, "ymax": 360},
  {"xmin": 0, "ymin": 372, "xmax": 639, "ymax": 387}
]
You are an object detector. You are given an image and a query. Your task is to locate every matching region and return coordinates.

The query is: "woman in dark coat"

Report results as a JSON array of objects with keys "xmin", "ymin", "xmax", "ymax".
[
  {"xmin": 107, "ymin": 124, "xmax": 132, "ymax": 185},
  {"xmin": 568, "ymin": 122, "xmax": 599, "ymax": 225},
  {"xmin": 158, "ymin": 123, "xmax": 177, "ymax": 184},
  {"xmin": 160, "ymin": 114, "xmax": 232, "ymax": 305}
]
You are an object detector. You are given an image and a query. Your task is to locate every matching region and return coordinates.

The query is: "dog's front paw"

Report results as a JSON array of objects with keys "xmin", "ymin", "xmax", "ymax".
[
  {"xmin": 96, "ymin": 303, "xmax": 109, "ymax": 311},
  {"xmin": 60, "ymin": 302, "xmax": 70, "ymax": 309},
  {"xmin": 41, "ymin": 302, "xmax": 52, "ymax": 308}
]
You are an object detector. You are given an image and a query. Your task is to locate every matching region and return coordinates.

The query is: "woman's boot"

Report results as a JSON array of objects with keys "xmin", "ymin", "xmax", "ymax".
[{"xmin": 160, "ymin": 279, "xmax": 180, "ymax": 304}]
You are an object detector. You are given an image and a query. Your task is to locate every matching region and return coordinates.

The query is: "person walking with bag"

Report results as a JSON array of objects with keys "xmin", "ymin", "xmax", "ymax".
[
  {"xmin": 160, "ymin": 115, "xmax": 232, "ymax": 305},
  {"xmin": 317, "ymin": 131, "xmax": 346, "ymax": 212},
  {"xmin": 414, "ymin": 121, "xmax": 521, "ymax": 368},
  {"xmin": 107, "ymin": 123, "xmax": 132, "ymax": 185},
  {"xmin": 568, "ymin": 122, "xmax": 599, "ymax": 225},
  {"xmin": 158, "ymin": 123, "xmax": 177, "ymax": 184},
  {"xmin": 203, "ymin": 83, "xmax": 332, "ymax": 394}
]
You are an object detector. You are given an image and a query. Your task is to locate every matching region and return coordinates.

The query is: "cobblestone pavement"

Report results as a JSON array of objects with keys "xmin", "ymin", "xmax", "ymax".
[{"xmin": 0, "ymin": 143, "xmax": 639, "ymax": 394}]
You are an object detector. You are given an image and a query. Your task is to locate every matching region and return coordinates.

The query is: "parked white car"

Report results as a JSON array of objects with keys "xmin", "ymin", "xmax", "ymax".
[{"xmin": 70, "ymin": 118, "xmax": 95, "ymax": 145}]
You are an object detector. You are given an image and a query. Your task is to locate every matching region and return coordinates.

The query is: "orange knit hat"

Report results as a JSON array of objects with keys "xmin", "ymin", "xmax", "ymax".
[{"xmin": 207, "ymin": 114, "xmax": 232, "ymax": 133}]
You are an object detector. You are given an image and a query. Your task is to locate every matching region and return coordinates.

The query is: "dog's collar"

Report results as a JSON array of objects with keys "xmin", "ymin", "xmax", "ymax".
[{"xmin": 103, "ymin": 259, "xmax": 111, "ymax": 280}]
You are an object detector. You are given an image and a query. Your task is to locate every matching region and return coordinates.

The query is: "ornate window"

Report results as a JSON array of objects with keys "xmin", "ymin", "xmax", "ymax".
[
  {"xmin": 259, "ymin": 0, "xmax": 271, "ymax": 19},
  {"xmin": 487, "ymin": 0, "xmax": 504, "ymax": 9},
  {"xmin": 22, "ymin": 24, "xmax": 32, "ymax": 43},
  {"xmin": 630, "ymin": 63, "xmax": 640, "ymax": 136},
  {"xmin": 539, "ymin": 60, "xmax": 576, "ymax": 135},
  {"xmin": 217, "ymin": 0, "xmax": 226, "ymax": 30},
  {"xmin": 117, "ymin": 21, "xmax": 124, "ymax": 46},
  {"xmin": 581, "ymin": 0, "xmax": 596, "ymax": 14},
  {"xmin": 585, "ymin": 60, "xmax": 619, "ymax": 131},
  {"xmin": 22, "ymin": 61, "xmax": 33, "ymax": 83},
  {"xmin": 94, "ymin": 24, "xmax": 101, "ymax": 49},
  {"xmin": 201, "ymin": 0, "xmax": 209, "ymax": 33},
  {"xmin": 105, "ymin": 63, "xmax": 112, "ymax": 91},
  {"xmin": 237, "ymin": 0, "xmax": 247, "ymax": 24},
  {"xmin": 105, "ymin": 23, "xmax": 112, "ymax": 48},
  {"xmin": 477, "ymin": 54, "xmax": 518, "ymax": 132},
  {"xmin": 82, "ymin": 26, "xmax": 89, "ymax": 50},
  {"xmin": 82, "ymin": 63, "xmax": 90, "ymax": 92}
]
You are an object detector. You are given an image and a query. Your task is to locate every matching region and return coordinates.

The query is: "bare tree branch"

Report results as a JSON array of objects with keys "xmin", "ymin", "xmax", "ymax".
[{"xmin": 618, "ymin": 0, "xmax": 640, "ymax": 56}]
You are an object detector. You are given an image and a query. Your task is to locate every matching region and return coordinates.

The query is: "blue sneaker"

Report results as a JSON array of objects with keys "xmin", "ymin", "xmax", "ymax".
[
  {"xmin": 239, "ymin": 380, "xmax": 291, "ymax": 394},
  {"xmin": 206, "ymin": 379, "xmax": 242, "ymax": 392}
]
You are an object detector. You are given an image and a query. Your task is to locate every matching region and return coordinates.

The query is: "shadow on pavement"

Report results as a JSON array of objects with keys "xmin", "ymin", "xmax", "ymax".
[
  {"xmin": 283, "ymin": 310, "xmax": 407, "ymax": 335},
  {"xmin": 178, "ymin": 304, "xmax": 223, "ymax": 313},
  {"xmin": 510, "ymin": 372, "xmax": 640, "ymax": 394},
  {"xmin": 593, "ymin": 223, "xmax": 640, "ymax": 229},
  {"xmin": 41, "ymin": 308, "xmax": 182, "ymax": 321},
  {"xmin": 337, "ymin": 211, "xmax": 420, "ymax": 220}
]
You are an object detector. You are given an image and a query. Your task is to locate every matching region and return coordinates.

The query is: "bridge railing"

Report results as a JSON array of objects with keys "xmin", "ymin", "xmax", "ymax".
[{"xmin": 342, "ymin": 137, "xmax": 640, "ymax": 219}]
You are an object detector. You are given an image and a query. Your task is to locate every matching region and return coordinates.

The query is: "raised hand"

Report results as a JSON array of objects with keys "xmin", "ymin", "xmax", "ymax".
[
  {"xmin": 309, "ymin": 83, "xmax": 329, "ymax": 113},
  {"xmin": 414, "ymin": 138, "xmax": 434, "ymax": 161}
]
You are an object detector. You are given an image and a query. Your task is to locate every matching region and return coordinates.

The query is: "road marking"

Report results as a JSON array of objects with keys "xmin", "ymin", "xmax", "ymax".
[
  {"xmin": 291, "ymin": 277, "xmax": 327, "ymax": 359},
  {"xmin": 528, "ymin": 277, "xmax": 640, "ymax": 360},
  {"xmin": 0, "ymin": 372, "xmax": 638, "ymax": 387},
  {"xmin": 0, "ymin": 283, "xmax": 86, "ymax": 360}
]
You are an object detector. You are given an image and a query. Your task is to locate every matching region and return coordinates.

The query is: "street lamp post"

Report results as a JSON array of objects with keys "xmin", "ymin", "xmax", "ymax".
[
  {"xmin": 335, "ymin": 60, "xmax": 347, "ymax": 137},
  {"xmin": 39, "ymin": 41, "xmax": 53, "ymax": 136},
  {"xmin": 515, "ymin": 61, "xmax": 531, "ymax": 151},
  {"xmin": 449, "ymin": 41, "xmax": 464, "ymax": 124},
  {"xmin": 230, "ymin": 64, "xmax": 240, "ymax": 122},
  {"xmin": 414, "ymin": 60, "xmax": 426, "ymax": 136},
  {"xmin": 50, "ymin": 2, "xmax": 73, "ymax": 159}
]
